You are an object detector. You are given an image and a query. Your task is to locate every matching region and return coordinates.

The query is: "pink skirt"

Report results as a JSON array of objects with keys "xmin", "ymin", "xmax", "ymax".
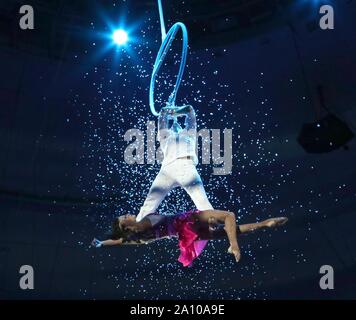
[{"xmin": 173, "ymin": 209, "xmax": 208, "ymax": 267}]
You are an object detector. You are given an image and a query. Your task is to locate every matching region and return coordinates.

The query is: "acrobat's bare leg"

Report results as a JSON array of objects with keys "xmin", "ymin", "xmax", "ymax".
[{"xmin": 239, "ymin": 217, "xmax": 288, "ymax": 234}]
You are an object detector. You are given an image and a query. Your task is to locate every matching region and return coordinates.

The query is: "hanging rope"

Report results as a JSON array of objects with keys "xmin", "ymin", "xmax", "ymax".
[
  {"xmin": 157, "ymin": 0, "xmax": 167, "ymax": 41},
  {"xmin": 149, "ymin": 0, "xmax": 188, "ymax": 116}
]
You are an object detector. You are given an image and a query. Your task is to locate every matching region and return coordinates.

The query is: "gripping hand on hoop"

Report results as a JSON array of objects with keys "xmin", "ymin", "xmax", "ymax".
[
  {"xmin": 161, "ymin": 105, "xmax": 192, "ymax": 118},
  {"xmin": 173, "ymin": 105, "xmax": 192, "ymax": 116}
]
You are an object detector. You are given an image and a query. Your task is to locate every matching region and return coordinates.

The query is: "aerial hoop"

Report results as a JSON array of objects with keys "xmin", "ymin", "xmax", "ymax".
[{"xmin": 149, "ymin": 1, "xmax": 188, "ymax": 117}]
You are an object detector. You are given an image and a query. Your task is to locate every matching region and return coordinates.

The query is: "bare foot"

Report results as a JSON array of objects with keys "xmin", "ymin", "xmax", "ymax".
[
  {"xmin": 263, "ymin": 217, "xmax": 288, "ymax": 228},
  {"xmin": 228, "ymin": 245, "xmax": 241, "ymax": 262}
]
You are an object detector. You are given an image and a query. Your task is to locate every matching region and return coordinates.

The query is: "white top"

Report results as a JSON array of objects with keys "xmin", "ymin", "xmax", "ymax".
[{"xmin": 158, "ymin": 106, "xmax": 198, "ymax": 167}]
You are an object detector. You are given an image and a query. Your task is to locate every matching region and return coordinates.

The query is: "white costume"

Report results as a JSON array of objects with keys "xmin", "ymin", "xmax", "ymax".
[{"xmin": 136, "ymin": 106, "xmax": 213, "ymax": 222}]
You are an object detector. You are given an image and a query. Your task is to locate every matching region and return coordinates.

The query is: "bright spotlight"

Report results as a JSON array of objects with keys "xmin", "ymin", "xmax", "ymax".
[{"xmin": 113, "ymin": 29, "xmax": 128, "ymax": 45}]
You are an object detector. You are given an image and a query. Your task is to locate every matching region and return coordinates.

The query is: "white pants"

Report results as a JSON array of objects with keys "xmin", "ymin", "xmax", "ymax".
[{"xmin": 136, "ymin": 158, "xmax": 213, "ymax": 221}]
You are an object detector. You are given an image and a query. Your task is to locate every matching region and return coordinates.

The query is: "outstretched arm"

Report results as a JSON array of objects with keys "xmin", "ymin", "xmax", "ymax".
[
  {"xmin": 91, "ymin": 237, "xmax": 148, "ymax": 248},
  {"xmin": 194, "ymin": 210, "xmax": 240, "ymax": 262},
  {"xmin": 92, "ymin": 238, "xmax": 123, "ymax": 247},
  {"xmin": 91, "ymin": 219, "xmax": 154, "ymax": 248}
]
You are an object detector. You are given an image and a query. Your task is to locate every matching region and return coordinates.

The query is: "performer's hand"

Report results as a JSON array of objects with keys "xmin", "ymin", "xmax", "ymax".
[
  {"xmin": 161, "ymin": 106, "xmax": 176, "ymax": 115},
  {"xmin": 92, "ymin": 238, "xmax": 103, "ymax": 248},
  {"xmin": 228, "ymin": 244, "xmax": 241, "ymax": 262},
  {"xmin": 174, "ymin": 105, "xmax": 192, "ymax": 116},
  {"xmin": 161, "ymin": 105, "xmax": 191, "ymax": 117}
]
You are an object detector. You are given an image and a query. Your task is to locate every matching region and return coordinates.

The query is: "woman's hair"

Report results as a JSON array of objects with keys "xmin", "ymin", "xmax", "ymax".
[{"xmin": 109, "ymin": 218, "xmax": 139, "ymax": 243}]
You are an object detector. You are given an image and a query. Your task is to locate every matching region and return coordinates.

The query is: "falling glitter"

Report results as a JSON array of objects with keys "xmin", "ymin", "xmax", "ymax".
[{"xmin": 65, "ymin": 14, "xmax": 320, "ymax": 300}]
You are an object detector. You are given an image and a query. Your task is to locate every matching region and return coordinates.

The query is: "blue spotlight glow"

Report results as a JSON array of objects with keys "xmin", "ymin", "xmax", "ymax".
[{"xmin": 112, "ymin": 29, "xmax": 128, "ymax": 45}]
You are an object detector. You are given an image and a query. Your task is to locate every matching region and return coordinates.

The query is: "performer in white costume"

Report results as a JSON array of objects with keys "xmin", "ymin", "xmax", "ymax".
[{"xmin": 136, "ymin": 105, "xmax": 213, "ymax": 222}]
